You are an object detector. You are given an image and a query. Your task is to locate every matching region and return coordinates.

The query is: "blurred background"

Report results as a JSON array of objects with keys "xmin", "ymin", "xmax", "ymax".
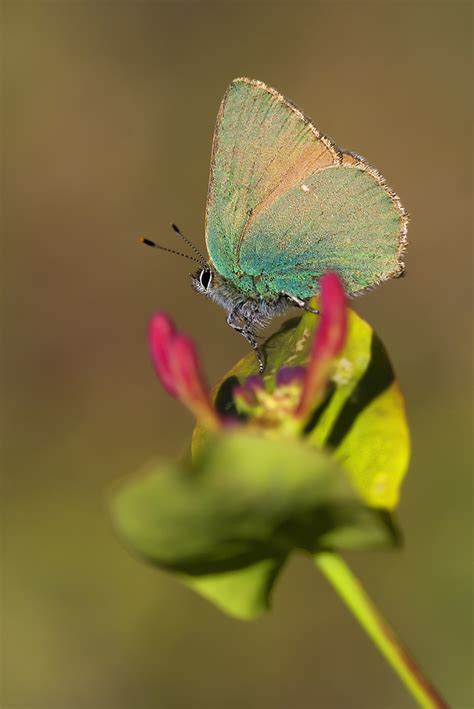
[{"xmin": 2, "ymin": 2, "xmax": 472, "ymax": 707}]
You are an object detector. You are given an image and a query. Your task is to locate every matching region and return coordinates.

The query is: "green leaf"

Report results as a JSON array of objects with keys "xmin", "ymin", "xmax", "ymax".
[
  {"xmin": 194, "ymin": 307, "xmax": 410, "ymax": 510},
  {"xmin": 111, "ymin": 431, "xmax": 398, "ymax": 619},
  {"xmin": 181, "ymin": 557, "xmax": 286, "ymax": 620}
]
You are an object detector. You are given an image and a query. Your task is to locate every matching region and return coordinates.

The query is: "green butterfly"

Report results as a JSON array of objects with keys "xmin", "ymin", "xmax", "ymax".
[{"xmin": 147, "ymin": 78, "xmax": 408, "ymax": 372}]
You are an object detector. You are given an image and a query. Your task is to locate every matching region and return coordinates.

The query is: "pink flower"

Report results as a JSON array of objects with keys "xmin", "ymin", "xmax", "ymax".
[
  {"xmin": 149, "ymin": 314, "xmax": 221, "ymax": 430},
  {"xmin": 296, "ymin": 272, "xmax": 347, "ymax": 419},
  {"xmin": 148, "ymin": 272, "xmax": 348, "ymax": 432}
]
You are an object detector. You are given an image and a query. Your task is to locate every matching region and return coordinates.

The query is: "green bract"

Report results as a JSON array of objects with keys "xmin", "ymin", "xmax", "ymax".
[{"xmin": 112, "ymin": 431, "xmax": 398, "ymax": 619}]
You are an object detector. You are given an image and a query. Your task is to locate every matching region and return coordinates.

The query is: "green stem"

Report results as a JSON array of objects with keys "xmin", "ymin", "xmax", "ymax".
[{"xmin": 315, "ymin": 552, "xmax": 448, "ymax": 708}]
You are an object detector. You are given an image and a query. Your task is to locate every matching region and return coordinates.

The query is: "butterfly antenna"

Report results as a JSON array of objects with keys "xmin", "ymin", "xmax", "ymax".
[
  {"xmin": 171, "ymin": 223, "xmax": 207, "ymax": 266},
  {"xmin": 139, "ymin": 237, "xmax": 204, "ymax": 266}
]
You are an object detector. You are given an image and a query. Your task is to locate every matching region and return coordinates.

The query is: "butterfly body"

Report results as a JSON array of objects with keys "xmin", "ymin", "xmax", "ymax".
[
  {"xmin": 190, "ymin": 77, "xmax": 408, "ymax": 371},
  {"xmin": 192, "ymin": 267, "xmax": 290, "ymax": 354}
]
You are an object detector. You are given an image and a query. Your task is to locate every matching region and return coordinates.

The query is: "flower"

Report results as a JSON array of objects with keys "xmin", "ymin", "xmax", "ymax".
[
  {"xmin": 296, "ymin": 272, "xmax": 347, "ymax": 419},
  {"xmin": 149, "ymin": 273, "xmax": 347, "ymax": 434},
  {"xmin": 148, "ymin": 313, "xmax": 221, "ymax": 430}
]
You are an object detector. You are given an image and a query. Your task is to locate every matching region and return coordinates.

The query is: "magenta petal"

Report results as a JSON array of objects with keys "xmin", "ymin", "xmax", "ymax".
[
  {"xmin": 234, "ymin": 375, "xmax": 264, "ymax": 407},
  {"xmin": 170, "ymin": 334, "xmax": 208, "ymax": 404},
  {"xmin": 312, "ymin": 272, "xmax": 348, "ymax": 359},
  {"xmin": 170, "ymin": 334, "xmax": 220, "ymax": 428},
  {"xmin": 148, "ymin": 313, "xmax": 220, "ymax": 429},
  {"xmin": 276, "ymin": 367, "xmax": 306, "ymax": 387},
  {"xmin": 148, "ymin": 313, "xmax": 178, "ymax": 396},
  {"xmin": 297, "ymin": 273, "xmax": 347, "ymax": 418},
  {"xmin": 232, "ymin": 385, "xmax": 255, "ymax": 407},
  {"xmin": 245, "ymin": 375, "xmax": 265, "ymax": 390}
]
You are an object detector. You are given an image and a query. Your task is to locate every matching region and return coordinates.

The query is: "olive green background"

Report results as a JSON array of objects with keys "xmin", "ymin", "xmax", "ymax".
[{"xmin": 2, "ymin": 2, "xmax": 472, "ymax": 708}]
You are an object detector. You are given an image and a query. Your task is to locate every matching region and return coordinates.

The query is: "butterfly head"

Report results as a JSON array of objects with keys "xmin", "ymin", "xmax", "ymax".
[
  {"xmin": 191, "ymin": 265, "xmax": 234, "ymax": 308},
  {"xmin": 190, "ymin": 264, "xmax": 245, "ymax": 319},
  {"xmin": 191, "ymin": 266, "xmax": 214, "ymax": 295}
]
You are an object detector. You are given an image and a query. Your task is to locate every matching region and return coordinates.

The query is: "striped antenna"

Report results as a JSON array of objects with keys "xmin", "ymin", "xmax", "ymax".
[
  {"xmin": 139, "ymin": 237, "xmax": 204, "ymax": 266},
  {"xmin": 171, "ymin": 223, "xmax": 207, "ymax": 266}
]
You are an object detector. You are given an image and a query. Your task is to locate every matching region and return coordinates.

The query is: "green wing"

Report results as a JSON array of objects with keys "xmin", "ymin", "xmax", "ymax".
[
  {"xmin": 240, "ymin": 159, "xmax": 408, "ymax": 298},
  {"xmin": 206, "ymin": 78, "xmax": 407, "ymax": 299},
  {"xmin": 205, "ymin": 77, "xmax": 340, "ymax": 286}
]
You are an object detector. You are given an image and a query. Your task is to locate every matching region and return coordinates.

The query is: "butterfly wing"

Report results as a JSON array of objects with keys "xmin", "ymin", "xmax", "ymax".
[
  {"xmin": 205, "ymin": 77, "xmax": 340, "ymax": 289},
  {"xmin": 206, "ymin": 78, "xmax": 407, "ymax": 299},
  {"xmin": 240, "ymin": 155, "xmax": 408, "ymax": 298}
]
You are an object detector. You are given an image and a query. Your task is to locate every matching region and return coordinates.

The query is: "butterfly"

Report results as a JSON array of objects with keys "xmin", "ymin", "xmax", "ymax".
[{"xmin": 143, "ymin": 77, "xmax": 408, "ymax": 372}]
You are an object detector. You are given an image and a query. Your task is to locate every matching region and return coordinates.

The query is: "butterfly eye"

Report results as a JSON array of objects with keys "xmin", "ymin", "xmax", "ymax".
[{"xmin": 199, "ymin": 268, "xmax": 212, "ymax": 289}]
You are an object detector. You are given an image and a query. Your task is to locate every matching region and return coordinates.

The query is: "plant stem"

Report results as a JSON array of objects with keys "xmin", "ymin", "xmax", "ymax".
[{"xmin": 315, "ymin": 552, "xmax": 448, "ymax": 708}]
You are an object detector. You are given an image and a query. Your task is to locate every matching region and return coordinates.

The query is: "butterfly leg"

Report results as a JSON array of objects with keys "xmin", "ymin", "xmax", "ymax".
[
  {"xmin": 285, "ymin": 294, "xmax": 319, "ymax": 315},
  {"xmin": 226, "ymin": 310, "xmax": 244, "ymax": 335},
  {"xmin": 226, "ymin": 310, "xmax": 265, "ymax": 373},
  {"xmin": 243, "ymin": 329, "xmax": 265, "ymax": 373}
]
